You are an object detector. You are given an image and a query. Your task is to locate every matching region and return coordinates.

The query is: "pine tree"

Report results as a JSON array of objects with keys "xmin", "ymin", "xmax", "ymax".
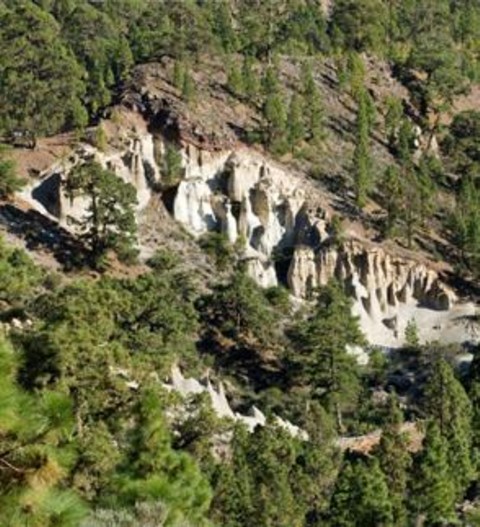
[
  {"xmin": 381, "ymin": 165, "xmax": 403, "ymax": 237},
  {"xmin": 404, "ymin": 318, "xmax": 420, "ymax": 348},
  {"xmin": 468, "ymin": 363, "xmax": 480, "ymax": 475},
  {"xmin": 329, "ymin": 455, "xmax": 393, "ymax": 527},
  {"xmin": 397, "ymin": 119, "xmax": 415, "ymax": 165},
  {"xmin": 242, "ymin": 56, "xmax": 259, "ymax": 100},
  {"xmin": 375, "ymin": 395, "xmax": 411, "ymax": 526},
  {"xmin": 182, "ymin": 70, "xmax": 195, "ymax": 103},
  {"xmin": 0, "ymin": 336, "xmax": 87, "ymax": 526},
  {"xmin": 227, "ymin": 61, "xmax": 244, "ymax": 97},
  {"xmin": 264, "ymin": 91, "xmax": 288, "ymax": 154},
  {"xmin": 0, "ymin": 2, "xmax": 87, "ymax": 137},
  {"xmin": 211, "ymin": 425, "xmax": 254, "ymax": 527},
  {"xmin": 301, "ymin": 62, "xmax": 324, "ymax": 142},
  {"xmin": 288, "ymin": 281, "xmax": 365, "ymax": 431},
  {"xmin": 346, "ymin": 52, "xmax": 367, "ymax": 100},
  {"xmin": 65, "ymin": 161, "xmax": 138, "ymax": 267},
  {"xmin": 261, "ymin": 64, "xmax": 288, "ymax": 153},
  {"xmin": 0, "ymin": 148, "xmax": 24, "ymax": 200},
  {"xmin": 114, "ymin": 387, "xmax": 212, "ymax": 525},
  {"xmin": 385, "ymin": 96, "xmax": 404, "ymax": 147},
  {"xmin": 410, "ymin": 421, "xmax": 456, "ymax": 525},
  {"xmin": 247, "ymin": 426, "xmax": 304, "ymax": 527},
  {"xmin": 173, "ymin": 60, "xmax": 185, "ymax": 90},
  {"xmin": 198, "ymin": 270, "xmax": 276, "ymax": 345},
  {"xmin": 262, "ymin": 65, "xmax": 280, "ymax": 96},
  {"xmin": 162, "ymin": 145, "xmax": 184, "ymax": 187},
  {"xmin": 423, "ymin": 358, "xmax": 473, "ymax": 495},
  {"xmin": 287, "ymin": 93, "xmax": 305, "ymax": 149},
  {"xmin": 94, "ymin": 124, "xmax": 108, "ymax": 152},
  {"xmin": 353, "ymin": 89, "xmax": 373, "ymax": 207},
  {"xmin": 451, "ymin": 176, "xmax": 480, "ymax": 273},
  {"xmin": 353, "ymin": 141, "xmax": 370, "ymax": 208},
  {"xmin": 213, "ymin": 1, "xmax": 237, "ymax": 53}
]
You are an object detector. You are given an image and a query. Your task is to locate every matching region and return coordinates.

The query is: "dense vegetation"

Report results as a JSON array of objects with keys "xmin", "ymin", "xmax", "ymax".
[
  {"xmin": 2, "ymin": 237, "xmax": 480, "ymax": 525},
  {"xmin": 2, "ymin": 1, "xmax": 480, "ymax": 526},
  {"xmin": 1, "ymin": 0, "xmax": 478, "ymax": 137}
]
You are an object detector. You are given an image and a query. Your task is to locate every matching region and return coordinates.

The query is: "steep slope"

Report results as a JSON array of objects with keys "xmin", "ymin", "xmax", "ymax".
[{"xmin": 4, "ymin": 58, "xmax": 477, "ymax": 348}]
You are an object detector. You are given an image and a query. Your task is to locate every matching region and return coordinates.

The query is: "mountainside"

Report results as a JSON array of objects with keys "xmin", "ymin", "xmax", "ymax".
[
  {"xmin": 2, "ymin": 1, "xmax": 480, "ymax": 526},
  {"xmin": 7, "ymin": 58, "xmax": 478, "ymax": 348}
]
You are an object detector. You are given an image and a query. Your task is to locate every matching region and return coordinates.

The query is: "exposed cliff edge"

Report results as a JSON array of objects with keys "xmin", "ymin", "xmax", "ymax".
[
  {"xmin": 10, "ymin": 59, "xmax": 477, "ymax": 349},
  {"xmin": 16, "ymin": 115, "xmax": 475, "ymax": 348}
]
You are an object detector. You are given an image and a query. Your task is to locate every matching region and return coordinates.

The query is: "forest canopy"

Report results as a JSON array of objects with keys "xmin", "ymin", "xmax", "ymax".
[{"xmin": 0, "ymin": 0, "xmax": 478, "ymax": 137}]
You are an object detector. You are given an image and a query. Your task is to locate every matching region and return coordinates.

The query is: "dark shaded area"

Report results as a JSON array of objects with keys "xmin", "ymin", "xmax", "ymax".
[
  {"xmin": 196, "ymin": 336, "xmax": 286, "ymax": 394},
  {"xmin": 444, "ymin": 271, "xmax": 480, "ymax": 302},
  {"xmin": 31, "ymin": 173, "xmax": 62, "ymax": 218},
  {"xmin": 0, "ymin": 203, "xmax": 87, "ymax": 269}
]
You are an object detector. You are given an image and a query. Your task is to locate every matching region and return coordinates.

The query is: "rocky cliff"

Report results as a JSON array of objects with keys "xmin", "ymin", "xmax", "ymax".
[{"xmin": 13, "ymin": 59, "xmax": 476, "ymax": 349}]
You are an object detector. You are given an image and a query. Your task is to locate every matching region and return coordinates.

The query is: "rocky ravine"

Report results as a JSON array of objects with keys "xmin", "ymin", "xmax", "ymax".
[{"xmin": 15, "ymin": 106, "xmax": 476, "ymax": 350}]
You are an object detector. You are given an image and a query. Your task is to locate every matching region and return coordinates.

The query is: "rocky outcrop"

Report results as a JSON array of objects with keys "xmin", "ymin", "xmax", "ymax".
[
  {"xmin": 171, "ymin": 144, "xmax": 305, "ymax": 287},
  {"xmin": 286, "ymin": 241, "xmax": 466, "ymax": 345},
  {"xmin": 22, "ymin": 133, "xmax": 159, "ymax": 228},
  {"xmin": 21, "ymin": 115, "xmax": 475, "ymax": 348},
  {"xmin": 166, "ymin": 141, "xmax": 475, "ymax": 347},
  {"xmin": 167, "ymin": 366, "xmax": 307, "ymax": 439},
  {"xmin": 287, "ymin": 241, "xmax": 456, "ymax": 311}
]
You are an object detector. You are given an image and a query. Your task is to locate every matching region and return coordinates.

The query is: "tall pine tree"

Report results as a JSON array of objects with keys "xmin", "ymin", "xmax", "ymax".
[
  {"xmin": 374, "ymin": 395, "xmax": 411, "ymax": 526},
  {"xmin": 287, "ymin": 92, "xmax": 305, "ymax": 149},
  {"xmin": 288, "ymin": 281, "xmax": 365, "ymax": 431},
  {"xmin": 352, "ymin": 89, "xmax": 374, "ymax": 207},
  {"xmin": 329, "ymin": 454, "xmax": 393, "ymax": 527},
  {"xmin": 301, "ymin": 62, "xmax": 324, "ymax": 143},
  {"xmin": 410, "ymin": 420, "xmax": 456, "ymax": 525},
  {"xmin": 423, "ymin": 358, "xmax": 473, "ymax": 496}
]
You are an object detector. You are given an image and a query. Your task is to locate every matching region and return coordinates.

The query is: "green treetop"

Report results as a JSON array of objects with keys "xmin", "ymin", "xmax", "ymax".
[
  {"xmin": 0, "ymin": 335, "xmax": 87, "ymax": 526},
  {"xmin": 374, "ymin": 395, "xmax": 411, "ymax": 526},
  {"xmin": 288, "ymin": 281, "xmax": 365, "ymax": 432},
  {"xmin": 329, "ymin": 454, "xmax": 393, "ymax": 527},
  {"xmin": 423, "ymin": 358, "xmax": 473, "ymax": 495},
  {"xmin": 0, "ymin": 149, "xmax": 24, "ymax": 200},
  {"xmin": 287, "ymin": 92, "xmax": 305, "ymax": 149},
  {"xmin": 353, "ymin": 89, "xmax": 374, "ymax": 208},
  {"xmin": 301, "ymin": 62, "xmax": 324, "ymax": 143},
  {"xmin": 409, "ymin": 420, "xmax": 456, "ymax": 525},
  {"xmin": 65, "ymin": 160, "xmax": 138, "ymax": 268},
  {"xmin": 0, "ymin": 2, "xmax": 87, "ymax": 136}
]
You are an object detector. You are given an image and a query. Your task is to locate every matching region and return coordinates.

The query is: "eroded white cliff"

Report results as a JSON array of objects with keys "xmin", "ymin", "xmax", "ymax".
[
  {"xmin": 168, "ymin": 366, "xmax": 307, "ymax": 438},
  {"xmin": 169, "ymin": 142, "xmax": 475, "ymax": 347},
  {"xmin": 172, "ymin": 144, "xmax": 306, "ymax": 288},
  {"xmin": 21, "ymin": 133, "xmax": 158, "ymax": 228},
  {"xmin": 22, "ymin": 125, "xmax": 476, "ymax": 348},
  {"xmin": 287, "ymin": 241, "xmax": 474, "ymax": 346}
]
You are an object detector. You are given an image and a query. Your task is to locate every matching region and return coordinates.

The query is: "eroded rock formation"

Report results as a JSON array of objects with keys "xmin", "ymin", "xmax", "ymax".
[
  {"xmin": 167, "ymin": 366, "xmax": 307, "ymax": 439},
  {"xmin": 21, "ymin": 132, "xmax": 160, "ymax": 233},
  {"xmin": 20, "ymin": 113, "xmax": 475, "ymax": 347},
  {"xmin": 287, "ymin": 241, "xmax": 469, "ymax": 346}
]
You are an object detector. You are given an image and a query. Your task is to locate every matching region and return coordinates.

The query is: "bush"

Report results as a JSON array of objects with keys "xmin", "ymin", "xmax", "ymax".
[{"xmin": 198, "ymin": 232, "xmax": 233, "ymax": 271}]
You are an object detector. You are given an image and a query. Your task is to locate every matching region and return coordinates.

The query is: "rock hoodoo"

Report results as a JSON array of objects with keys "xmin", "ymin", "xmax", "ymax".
[{"xmin": 20, "ymin": 111, "xmax": 475, "ymax": 348}]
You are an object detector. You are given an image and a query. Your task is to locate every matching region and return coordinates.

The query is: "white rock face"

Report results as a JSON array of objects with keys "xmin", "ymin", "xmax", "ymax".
[
  {"xmin": 23, "ymin": 128, "xmax": 476, "ymax": 348},
  {"xmin": 171, "ymin": 146, "xmax": 305, "ymax": 287},
  {"xmin": 244, "ymin": 258, "xmax": 278, "ymax": 288},
  {"xmin": 287, "ymin": 245, "xmax": 318, "ymax": 297},
  {"xmin": 173, "ymin": 179, "xmax": 216, "ymax": 234},
  {"xmin": 286, "ymin": 240, "xmax": 474, "ymax": 347},
  {"xmin": 25, "ymin": 133, "xmax": 158, "ymax": 230},
  {"xmin": 168, "ymin": 366, "xmax": 307, "ymax": 438}
]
